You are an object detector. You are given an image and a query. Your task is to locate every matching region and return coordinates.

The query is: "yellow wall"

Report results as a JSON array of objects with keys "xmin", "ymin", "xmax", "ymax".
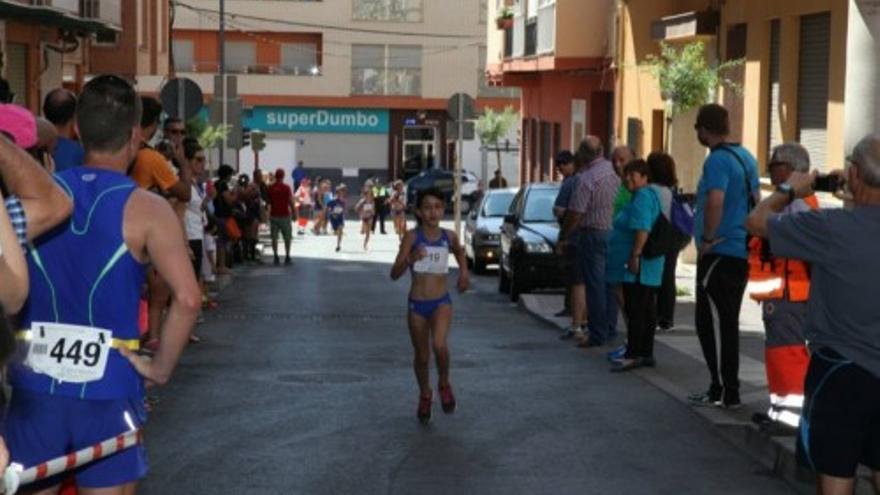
[
  {"xmin": 617, "ymin": 0, "xmax": 848, "ymax": 180},
  {"xmin": 555, "ymin": 0, "xmax": 613, "ymax": 59}
]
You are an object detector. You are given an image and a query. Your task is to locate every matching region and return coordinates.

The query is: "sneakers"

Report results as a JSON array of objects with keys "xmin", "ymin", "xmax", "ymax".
[
  {"xmin": 560, "ymin": 326, "xmax": 583, "ymax": 341},
  {"xmin": 606, "ymin": 344, "xmax": 627, "ymax": 362},
  {"xmin": 417, "ymin": 393, "xmax": 432, "ymax": 424},
  {"xmin": 687, "ymin": 391, "xmax": 721, "ymax": 407},
  {"xmin": 439, "ymin": 384, "xmax": 456, "ymax": 414}
]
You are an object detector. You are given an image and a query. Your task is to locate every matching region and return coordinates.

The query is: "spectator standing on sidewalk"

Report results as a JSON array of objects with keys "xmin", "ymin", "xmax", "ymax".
[
  {"xmin": 607, "ymin": 159, "xmax": 666, "ymax": 372},
  {"xmin": 553, "ymin": 151, "xmax": 588, "ymax": 338},
  {"xmin": 213, "ymin": 165, "xmax": 238, "ymax": 274},
  {"xmin": 42, "ymin": 88, "xmax": 84, "ymax": 172},
  {"xmin": 293, "ymin": 160, "xmax": 307, "ymax": 190},
  {"xmin": 746, "ymin": 143, "xmax": 816, "ymax": 431},
  {"xmin": 560, "ymin": 136, "xmax": 621, "ymax": 348},
  {"xmin": 746, "ymin": 133, "xmax": 880, "ymax": 495},
  {"xmin": 688, "ymin": 104, "xmax": 760, "ymax": 409},
  {"xmin": 268, "ymin": 168, "xmax": 295, "ymax": 265},
  {"xmin": 183, "ymin": 140, "xmax": 209, "ymax": 337},
  {"xmin": 647, "ymin": 152, "xmax": 681, "ymax": 331},
  {"xmin": 611, "ymin": 146, "xmax": 635, "ymax": 214},
  {"xmin": 489, "ymin": 170, "xmax": 508, "ymax": 189}
]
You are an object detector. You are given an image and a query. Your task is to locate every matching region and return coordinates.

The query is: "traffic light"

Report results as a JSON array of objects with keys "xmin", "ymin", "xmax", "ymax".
[
  {"xmin": 241, "ymin": 127, "xmax": 251, "ymax": 148},
  {"xmin": 251, "ymin": 130, "xmax": 266, "ymax": 152}
]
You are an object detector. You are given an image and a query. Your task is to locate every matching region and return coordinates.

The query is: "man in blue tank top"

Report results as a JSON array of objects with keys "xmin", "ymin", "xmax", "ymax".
[{"xmin": 3, "ymin": 75, "xmax": 201, "ymax": 494}]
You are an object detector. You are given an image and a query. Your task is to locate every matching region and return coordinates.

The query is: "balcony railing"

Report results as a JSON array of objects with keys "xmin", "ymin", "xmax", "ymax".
[
  {"xmin": 524, "ymin": 19, "xmax": 537, "ymax": 56},
  {"xmin": 176, "ymin": 61, "xmax": 323, "ymax": 76}
]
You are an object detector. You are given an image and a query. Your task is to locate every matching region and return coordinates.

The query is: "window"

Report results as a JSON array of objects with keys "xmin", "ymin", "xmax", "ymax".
[
  {"xmin": 281, "ymin": 43, "xmax": 318, "ymax": 75},
  {"xmin": 224, "ymin": 41, "xmax": 256, "ymax": 73},
  {"xmin": 386, "ymin": 45, "xmax": 421, "ymax": 95},
  {"xmin": 352, "ymin": 44, "xmax": 421, "ymax": 96},
  {"xmin": 173, "ymin": 39, "xmax": 194, "ymax": 72},
  {"xmin": 353, "ymin": 0, "xmax": 422, "ymax": 22}
]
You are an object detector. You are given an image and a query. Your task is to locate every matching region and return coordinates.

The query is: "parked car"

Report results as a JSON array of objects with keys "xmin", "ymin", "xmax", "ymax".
[
  {"xmin": 498, "ymin": 182, "xmax": 563, "ymax": 301},
  {"xmin": 464, "ymin": 188, "xmax": 517, "ymax": 274},
  {"xmin": 405, "ymin": 168, "xmax": 481, "ymax": 213}
]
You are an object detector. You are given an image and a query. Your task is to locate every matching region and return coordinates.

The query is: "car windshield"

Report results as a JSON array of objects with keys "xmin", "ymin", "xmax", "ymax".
[
  {"xmin": 482, "ymin": 192, "xmax": 515, "ymax": 217},
  {"xmin": 522, "ymin": 188, "xmax": 559, "ymax": 223}
]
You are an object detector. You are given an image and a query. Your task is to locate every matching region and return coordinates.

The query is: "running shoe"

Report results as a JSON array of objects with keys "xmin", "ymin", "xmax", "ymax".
[
  {"xmin": 417, "ymin": 394, "xmax": 432, "ymax": 424},
  {"xmin": 438, "ymin": 384, "xmax": 456, "ymax": 414},
  {"xmin": 687, "ymin": 391, "xmax": 721, "ymax": 408},
  {"xmin": 606, "ymin": 344, "xmax": 627, "ymax": 362}
]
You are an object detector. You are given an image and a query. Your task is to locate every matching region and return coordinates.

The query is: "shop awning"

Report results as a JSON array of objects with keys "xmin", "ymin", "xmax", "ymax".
[{"xmin": 0, "ymin": 1, "xmax": 119, "ymax": 36}]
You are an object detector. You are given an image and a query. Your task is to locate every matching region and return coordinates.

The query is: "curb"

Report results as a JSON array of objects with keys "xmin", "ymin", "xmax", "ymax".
[{"xmin": 516, "ymin": 294, "xmax": 875, "ymax": 495}]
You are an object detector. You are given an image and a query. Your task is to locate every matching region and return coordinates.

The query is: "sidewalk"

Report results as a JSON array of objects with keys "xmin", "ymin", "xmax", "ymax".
[{"xmin": 517, "ymin": 262, "xmax": 874, "ymax": 495}]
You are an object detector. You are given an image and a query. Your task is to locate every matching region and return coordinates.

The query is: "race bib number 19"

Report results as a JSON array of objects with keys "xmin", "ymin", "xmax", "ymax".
[
  {"xmin": 413, "ymin": 246, "xmax": 450, "ymax": 274},
  {"xmin": 26, "ymin": 322, "xmax": 112, "ymax": 383}
]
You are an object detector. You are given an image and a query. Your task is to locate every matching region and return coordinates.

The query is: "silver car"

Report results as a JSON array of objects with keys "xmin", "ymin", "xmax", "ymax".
[{"xmin": 464, "ymin": 188, "xmax": 517, "ymax": 274}]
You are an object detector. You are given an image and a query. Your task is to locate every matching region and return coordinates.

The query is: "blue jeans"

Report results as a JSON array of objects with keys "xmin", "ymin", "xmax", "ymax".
[{"xmin": 577, "ymin": 229, "xmax": 618, "ymax": 344}]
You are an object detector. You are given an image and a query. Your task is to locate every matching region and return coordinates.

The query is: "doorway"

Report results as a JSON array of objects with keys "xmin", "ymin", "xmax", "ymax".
[{"xmin": 402, "ymin": 126, "xmax": 437, "ymax": 178}]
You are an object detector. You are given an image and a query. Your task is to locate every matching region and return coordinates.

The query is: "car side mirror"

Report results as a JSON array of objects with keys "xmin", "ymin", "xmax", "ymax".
[{"xmin": 504, "ymin": 214, "xmax": 517, "ymax": 225}]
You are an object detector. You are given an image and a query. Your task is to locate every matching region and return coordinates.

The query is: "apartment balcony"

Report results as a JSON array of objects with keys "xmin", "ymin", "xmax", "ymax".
[
  {"xmin": 501, "ymin": 0, "xmax": 611, "ymax": 74},
  {"xmin": 0, "ymin": 0, "xmax": 119, "ymax": 33}
]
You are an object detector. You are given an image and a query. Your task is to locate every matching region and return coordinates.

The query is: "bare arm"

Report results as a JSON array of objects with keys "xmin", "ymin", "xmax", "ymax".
[
  {"xmin": 699, "ymin": 190, "xmax": 724, "ymax": 256},
  {"xmin": 628, "ymin": 230, "xmax": 649, "ymax": 275},
  {"xmin": 746, "ymin": 171, "xmax": 817, "ymax": 239},
  {"xmin": 120, "ymin": 193, "xmax": 201, "ymax": 386},
  {"xmin": 390, "ymin": 230, "xmax": 418, "ymax": 280},
  {"xmin": 560, "ymin": 211, "xmax": 583, "ymax": 241},
  {"xmin": 0, "ymin": 135, "xmax": 73, "ymax": 240},
  {"xmin": 0, "ymin": 194, "xmax": 28, "ymax": 312}
]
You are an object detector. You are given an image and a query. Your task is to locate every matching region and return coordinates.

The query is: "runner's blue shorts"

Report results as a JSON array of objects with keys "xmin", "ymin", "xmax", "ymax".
[
  {"xmin": 3, "ymin": 389, "xmax": 148, "ymax": 489},
  {"xmin": 330, "ymin": 216, "xmax": 345, "ymax": 231}
]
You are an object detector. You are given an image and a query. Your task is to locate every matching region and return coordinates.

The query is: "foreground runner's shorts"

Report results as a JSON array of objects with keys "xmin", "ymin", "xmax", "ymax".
[
  {"xmin": 3, "ymin": 389, "xmax": 148, "ymax": 489},
  {"xmin": 797, "ymin": 348, "xmax": 880, "ymax": 478}
]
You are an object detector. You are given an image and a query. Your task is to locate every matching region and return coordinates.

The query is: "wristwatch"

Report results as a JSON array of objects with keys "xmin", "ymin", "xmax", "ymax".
[{"xmin": 776, "ymin": 183, "xmax": 795, "ymax": 204}]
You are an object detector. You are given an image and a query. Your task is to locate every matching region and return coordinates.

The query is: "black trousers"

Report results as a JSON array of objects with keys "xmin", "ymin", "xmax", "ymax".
[
  {"xmin": 371, "ymin": 199, "xmax": 387, "ymax": 233},
  {"xmin": 695, "ymin": 254, "xmax": 748, "ymax": 398},
  {"xmin": 622, "ymin": 282, "xmax": 657, "ymax": 359},
  {"xmin": 656, "ymin": 252, "xmax": 678, "ymax": 326},
  {"xmin": 188, "ymin": 240, "xmax": 203, "ymax": 282}
]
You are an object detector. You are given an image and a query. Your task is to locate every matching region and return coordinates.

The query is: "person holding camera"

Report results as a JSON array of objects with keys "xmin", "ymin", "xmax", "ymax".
[{"xmin": 746, "ymin": 134, "xmax": 880, "ymax": 495}]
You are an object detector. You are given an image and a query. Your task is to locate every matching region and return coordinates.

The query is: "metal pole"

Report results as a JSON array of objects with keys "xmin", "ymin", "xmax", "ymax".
[
  {"xmin": 219, "ymin": 0, "xmax": 226, "ymax": 167},
  {"xmin": 454, "ymin": 97, "xmax": 464, "ymax": 238}
]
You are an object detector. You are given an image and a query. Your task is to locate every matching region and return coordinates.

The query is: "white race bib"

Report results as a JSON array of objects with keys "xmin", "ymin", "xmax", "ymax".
[
  {"xmin": 332, "ymin": 206, "xmax": 344, "ymax": 215},
  {"xmin": 26, "ymin": 322, "xmax": 112, "ymax": 383},
  {"xmin": 413, "ymin": 246, "xmax": 449, "ymax": 274}
]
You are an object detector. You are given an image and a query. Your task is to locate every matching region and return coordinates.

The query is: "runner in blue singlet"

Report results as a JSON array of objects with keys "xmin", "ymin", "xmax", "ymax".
[{"xmin": 390, "ymin": 188, "xmax": 469, "ymax": 424}]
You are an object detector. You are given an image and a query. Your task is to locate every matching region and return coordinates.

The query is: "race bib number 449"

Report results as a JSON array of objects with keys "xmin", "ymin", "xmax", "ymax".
[
  {"xmin": 26, "ymin": 322, "xmax": 112, "ymax": 383},
  {"xmin": 413, "ymin": 246, "xmax": 450, "ymax": 274}
]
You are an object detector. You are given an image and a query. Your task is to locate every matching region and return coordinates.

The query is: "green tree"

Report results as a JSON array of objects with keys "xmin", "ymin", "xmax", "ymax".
[
  {"xmin": 644, "ymin": 41, "xmax": 743, "ymax": 150},
  {"xmin": 476, "ymin": 106, "xmax": 518, "ymax": 176},
  {"xmin": 186, "ymin": 117, "xmax": 231, "ymax": 150}
]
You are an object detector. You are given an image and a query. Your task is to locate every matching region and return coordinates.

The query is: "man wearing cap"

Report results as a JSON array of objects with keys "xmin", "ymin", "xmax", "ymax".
[
  {"xmin": 553, "ymin": 150, "xmax": 588, "ymax": 335},
  {"xmin": 747, "ymin": 143, "xmax": 817, "ymax": 430},
  {"xmin": 268, "ymin": 168, "xmax": 296, "ymax": 265}
]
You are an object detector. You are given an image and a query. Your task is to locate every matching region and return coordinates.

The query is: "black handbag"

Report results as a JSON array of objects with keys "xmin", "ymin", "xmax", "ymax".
[{"xmin": 642, "ymin": 187, "xmax": 683, "ymax": 258}]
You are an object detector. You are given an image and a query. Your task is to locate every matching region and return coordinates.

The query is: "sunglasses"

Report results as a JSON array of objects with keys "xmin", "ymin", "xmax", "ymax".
[{"xmin": 167, "ymin": 129, "xmax": 186, "ymax": 136}]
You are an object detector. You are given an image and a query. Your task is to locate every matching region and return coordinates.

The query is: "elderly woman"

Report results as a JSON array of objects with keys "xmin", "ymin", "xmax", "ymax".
[{"xmin": 607, "ymin": 159, "xmax": 666, "ymax": 372}]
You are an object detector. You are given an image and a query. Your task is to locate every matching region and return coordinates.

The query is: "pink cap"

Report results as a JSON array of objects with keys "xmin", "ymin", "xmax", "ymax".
[{"xmin": 0, "ymin": 104, "xmax": 37, "ymax": 149}]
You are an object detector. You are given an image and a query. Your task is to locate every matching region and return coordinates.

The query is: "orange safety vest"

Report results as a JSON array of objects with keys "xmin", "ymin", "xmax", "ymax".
[{"xmin": 747, "ymin": 195, "xmax": 819, "ymax": 302}]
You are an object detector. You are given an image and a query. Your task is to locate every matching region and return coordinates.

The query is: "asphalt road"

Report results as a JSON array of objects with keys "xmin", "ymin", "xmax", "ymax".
[{"xmin": 140, "ymin": 229, "xmax": 795, "ymax": 495}]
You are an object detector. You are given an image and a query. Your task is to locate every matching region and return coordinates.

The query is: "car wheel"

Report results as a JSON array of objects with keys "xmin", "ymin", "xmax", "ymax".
[
  {"xmin": 509, "ymin": 261, "xmax": 528, "ymax": 302},
  {"xmin": 498, "ymin": 263, "xmax": 511, "ymax": 293}
]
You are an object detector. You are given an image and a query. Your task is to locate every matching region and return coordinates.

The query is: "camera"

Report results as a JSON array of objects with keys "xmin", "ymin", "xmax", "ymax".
[{"xmin": 813, "ymin": 174, "xmax": 842, "ymax": 193}]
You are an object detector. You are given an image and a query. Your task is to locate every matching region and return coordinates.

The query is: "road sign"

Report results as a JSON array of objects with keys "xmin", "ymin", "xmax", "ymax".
[
  {"xmin": 447, "ymin": 93, "xmax": 475, "ymax": 121},
  {"xmin": 447, "ymin": 121, "xmax": 475, "ymax": 140},
  {"xmin": 159, "ymin": 78, "xmax": 203, "ymax": 120}
]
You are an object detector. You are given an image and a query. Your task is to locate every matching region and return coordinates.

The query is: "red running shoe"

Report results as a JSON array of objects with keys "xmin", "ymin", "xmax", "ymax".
[
  {"xmin": 439, "ymin": 383, "xmax": 456, "ymax": 414},
  {"xmin": 417, "ymin": 393, "xmax": 432, "ymax": 424}
]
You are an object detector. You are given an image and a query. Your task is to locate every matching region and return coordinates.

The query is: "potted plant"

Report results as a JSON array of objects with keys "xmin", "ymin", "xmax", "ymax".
[{"xmin": 495, "ymin": 6, "xmax": 514, "ymax": 30}]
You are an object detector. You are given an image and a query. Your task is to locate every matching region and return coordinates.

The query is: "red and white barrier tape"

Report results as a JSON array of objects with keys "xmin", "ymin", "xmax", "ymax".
[{"xmin": 1, "ymin": 430, "xmax": 142, "ymax": 494}]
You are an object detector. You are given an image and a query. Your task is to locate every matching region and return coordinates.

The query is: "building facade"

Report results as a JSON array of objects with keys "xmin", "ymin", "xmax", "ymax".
[
  {"xmin": 147, "ymin": 0, "xmax": 518, "ymax": 182},
  {"xmin": 0, "ymin": 0, "xmax": 121, "ymax": 112},
  {"xmin": 616, "ymin": 0, "xmax": 875, "ymax": 191},
  {"xmin": 486, "ymin": 0, "xmax": 616, "ymax": 185},
  {"xmin": 90, "ymin": 0, "xmax": 171, "ymax": 81}
]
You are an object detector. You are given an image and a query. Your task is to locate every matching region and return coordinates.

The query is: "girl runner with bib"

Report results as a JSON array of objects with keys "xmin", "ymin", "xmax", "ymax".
[
  {"xmin": 355, "ymin": 188, "xmax": 376, "ymax": 251},
  {"xmin": 390, "ymin": 188, "xmax": 469, "ymax": 424}
]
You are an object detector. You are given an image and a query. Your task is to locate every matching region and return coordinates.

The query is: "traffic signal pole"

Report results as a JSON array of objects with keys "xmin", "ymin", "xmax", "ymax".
[{"xmin": 219, "ymin": 0, "xmax": 226, "ymax": 168}]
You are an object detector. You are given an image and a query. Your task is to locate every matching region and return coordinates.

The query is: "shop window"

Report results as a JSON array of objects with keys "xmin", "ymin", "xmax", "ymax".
[{"xmin": 353, "ymin": 0, "xmax": 422, "ymax": 22}]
